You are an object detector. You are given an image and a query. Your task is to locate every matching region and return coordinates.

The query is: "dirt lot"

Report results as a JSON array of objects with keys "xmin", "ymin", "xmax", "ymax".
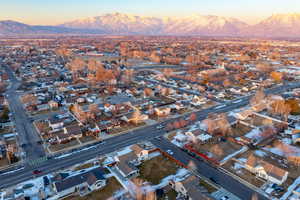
[
  {"xmin": 230, "ymin": 122, "xmax": 252, "ymax": 137},
  {"xmin": 65, "ymin": 177, "xmax": 123, "ymax": 200},
  {"xmin": 191, "ymin": 140, "xmax": 243, "ymax": 162},
  {"xmin": 79, "ymin": 136, "xmax": 96, "ymax": 144},
  {"xmin": 138, "ymin": 155, "xmax": 179, "ymax": 185},
  {"xmin": 108, "ymin": 122, "xmax": 146, "ymax": 135},
  {"xmin": 48, "ymin": 139, "xmax": 80, "ymax": 152}
]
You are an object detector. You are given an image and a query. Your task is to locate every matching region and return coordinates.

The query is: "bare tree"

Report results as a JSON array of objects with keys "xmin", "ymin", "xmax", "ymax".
[
  {"xmin": 144, "ymin": 88, "xmax": 153, "ymax": 97},
  {"xmin": 216, "ymin": 113, "xmax": 231, "ymax": 136},
  {"xmin": 250, "ymin": 89, "xmax": 265, "ymax": 107},
  {"xmin": 89, "ymin": 104, "xmax": 100, "ymax": 117},
  {"xmin": 71, "ymin": 103, "xmax": 87, "ymax": 122},
  {"xmin": 268, "ymin": 99, "xmax": 291, "ymax": 121}
]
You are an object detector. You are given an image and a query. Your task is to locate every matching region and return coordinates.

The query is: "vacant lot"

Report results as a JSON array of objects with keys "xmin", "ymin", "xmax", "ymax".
[
  {"xmin": 108, "ymin": 122, "xmax": 146, "ymax": 135},
  {"xmin": 191, "ymin": 140, "xmax": 242, "ymax": 162},
  {"xmin": 48, "ymin": 139, "xmax": 80, "ymax": 152},
  {"xmin": 138, "ymin": 155, "xmax": 179, "ymax": 185},
  {"xmin": 79, "ymin": 136, "xmax": 96, "ymax": 144},
  {"xmin": 230, "ymin": 122, "xmax": 252, "ymax": 137}
]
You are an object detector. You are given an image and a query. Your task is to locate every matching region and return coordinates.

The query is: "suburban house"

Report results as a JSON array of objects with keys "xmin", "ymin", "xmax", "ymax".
[
  {"xmin": 53, "ymin": 167, "xmax": 107, "ymax": 198},
  {"xmin": 154, "ymin": 107, "xmax": 171, "ymax": 117},
  {"xmin": 251, "ymin": 102, "xmax": 268, "ymax": 112},
  {"xmin": 244, "ymin": 154, "xmax": 289, "ymax": 185},
  {"xmin": 185, "ymin": 129, "xmax": 213, "ymax": 144},
  {"xmin": 36, "ymin": 103, "xmax": 50, "ymax": 111},
  {"xmin": 55, "ymin": 130, "xmax": 73, "ymax": 143},
  {"xmin": 48, "ymin": 100, "xmax": 59, "ymax": 109},
  {"xmin": 235, "ymin": 109, "xmax": 253, "ymax": 121},
  {"xmin": 191, "ymin": 95, "xmax": 206, "ymax": 106},
  {"xmin": 63, "ymin": 124, "xmax": 83, "ymax": 139},
  {"xmin": 48, "ymin": 118, "xmax": 64, "ymax": 130},
  {"xmin": 53, "ymin": 124, "xmax": 82, "ymax": 143},
  {"xmin": 130, "ymin": 143, "xmax": 157, "ymax": 161},
  {"xmin": 116, "ymin": 151, "xmax": 140, "ymax": 178},
  {"xmin": 170, "ymin": 175, "xmax": 213, "ymax": 200}
]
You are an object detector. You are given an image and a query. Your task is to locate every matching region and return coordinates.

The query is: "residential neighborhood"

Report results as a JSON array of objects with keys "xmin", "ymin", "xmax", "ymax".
[{"xmin": 0, "ymin": 34, "xmax": 300, "ymax": 200}]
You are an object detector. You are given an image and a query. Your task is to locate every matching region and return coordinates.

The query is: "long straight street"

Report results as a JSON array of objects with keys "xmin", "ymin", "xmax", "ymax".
[{"xmin": 4, "ymin": 65, "xmax": 46, "ymax": 161}]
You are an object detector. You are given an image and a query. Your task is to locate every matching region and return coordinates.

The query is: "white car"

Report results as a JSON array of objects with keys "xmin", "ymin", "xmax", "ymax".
[
  {"xmin": 166, "ymin": 149, "xmax": 174, "ymax": 155},
  {"xmin": 156, "ymin": 125, "xmax": 164, "ymax": 130}
]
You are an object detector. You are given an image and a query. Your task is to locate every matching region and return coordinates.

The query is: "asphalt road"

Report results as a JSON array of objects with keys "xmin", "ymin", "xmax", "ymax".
[
  {"xmin": 4, "ymin": 66, "xmax": 46, "ymax": 160},
  {"xmin": 150, "ymin": 138, "xmax": 268, "ymax": 200},
  {"xmin": 0, "ymin": 89, "xmax": 248, "ymax": 189}
]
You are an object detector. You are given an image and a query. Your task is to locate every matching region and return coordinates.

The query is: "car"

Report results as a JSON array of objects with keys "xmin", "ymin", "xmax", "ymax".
[
  {"xmin": 33, "ymin": 170, "xmax": 42, "ymax": 175},
  {"xmin": 272, "ymin": 184, "xmax": 284, "ymax": 192},
  {"xmin": 37, "ymin": 140, "xmax": 43, "ymax": 145},
  {"xmin": 43, "ymin": 176, "xmax": 50, "ymax": 186},
  {"xmin": 166, "ymin": 149, "xmax": 174, "ymax": 155},
  {"xmin": 188, "ymin": 151, "xmax": 196, "ymax": 157},
  {"xmin": 209, "ymin": 177, "xmax": 218, "ymax": 184},
  {"xmin": 220, "ymin": 196, "xmax": 229, "ymax": 200},
  {"xmin": 156, "ymin": 125, "xmax": 164, "ymax": 130}
]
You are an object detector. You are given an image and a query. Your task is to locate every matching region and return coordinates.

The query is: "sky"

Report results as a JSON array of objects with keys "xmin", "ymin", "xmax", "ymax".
[{"xmin": 1, "ymin": 0, "xmax": 300, "ymax": 25}]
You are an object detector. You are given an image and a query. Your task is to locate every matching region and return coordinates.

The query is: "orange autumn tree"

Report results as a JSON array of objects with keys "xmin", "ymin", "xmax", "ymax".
[{"xmin": 270, "ymin": 71, "xmax": 283, "ymax": 82}]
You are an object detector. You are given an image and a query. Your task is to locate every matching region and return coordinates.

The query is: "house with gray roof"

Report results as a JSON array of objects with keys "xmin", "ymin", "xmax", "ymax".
[{"xmin": 53, "ymin": 167, "xmax": 107, "ymax": 198}]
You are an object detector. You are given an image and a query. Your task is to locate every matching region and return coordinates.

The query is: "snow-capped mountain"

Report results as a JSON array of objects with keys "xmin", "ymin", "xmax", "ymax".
[
  {"xmin": 61, "ymin": 13, "xmax": 164, "ymax": 34},
  {"xmin": 161, "ymin": 15, "xmax": 249, "ymax": 35},
  {"xmin": 1, "ymin": 12, "xmax": 300, "ymax": 37},
  {"xmin": 243, "ymin": 13, "xmax": 300, "ymax": 37},
  {"xmin": 60, "ymin": 12, "xmax": 248, "ymax": 36}
]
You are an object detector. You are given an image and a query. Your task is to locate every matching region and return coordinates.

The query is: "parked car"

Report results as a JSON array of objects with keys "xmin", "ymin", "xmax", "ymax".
[
  {"xmin": 209, "ymin": 177, "xmax": 218, "ymax": 184},
  {"xmin": 166, "ymin": 149, "xmax": 174, "ymax": 155},
  {"xmin": 220, "ymin": 196, "xmax": 229, "ymax": 200},
  {"xmin": 156, "ymin": 125, "xmax": 164, "ymax": 130},
  {"xmin": 33, "ymin": 170, "xmax": 42, "ymax": 175}
]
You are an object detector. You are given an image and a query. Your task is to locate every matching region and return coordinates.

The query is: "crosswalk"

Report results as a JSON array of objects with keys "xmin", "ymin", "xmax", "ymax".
[{"xmin": 28, "ymin": 156, "xmax": 48, "ymax": 167}]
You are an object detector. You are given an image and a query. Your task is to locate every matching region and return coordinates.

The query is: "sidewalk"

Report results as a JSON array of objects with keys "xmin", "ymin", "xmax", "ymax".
[{"xmin": 107, "ymin": 166, "xmax": 136, "ymax": 197}]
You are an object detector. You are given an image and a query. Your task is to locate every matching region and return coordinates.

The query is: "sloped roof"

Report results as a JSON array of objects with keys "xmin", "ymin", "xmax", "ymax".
[
  {"xmin": 246, "ymin": 154, "xmax": 287, "ymax": 181},
  {"xmin": 54, "ymin": 167, "xmax": 106, "ymax": 192}
]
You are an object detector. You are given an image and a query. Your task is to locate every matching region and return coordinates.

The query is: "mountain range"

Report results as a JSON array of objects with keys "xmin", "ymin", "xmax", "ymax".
[{"xmin": 1, "ymin": 12, "xmax": 300, "ymax": 37}]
